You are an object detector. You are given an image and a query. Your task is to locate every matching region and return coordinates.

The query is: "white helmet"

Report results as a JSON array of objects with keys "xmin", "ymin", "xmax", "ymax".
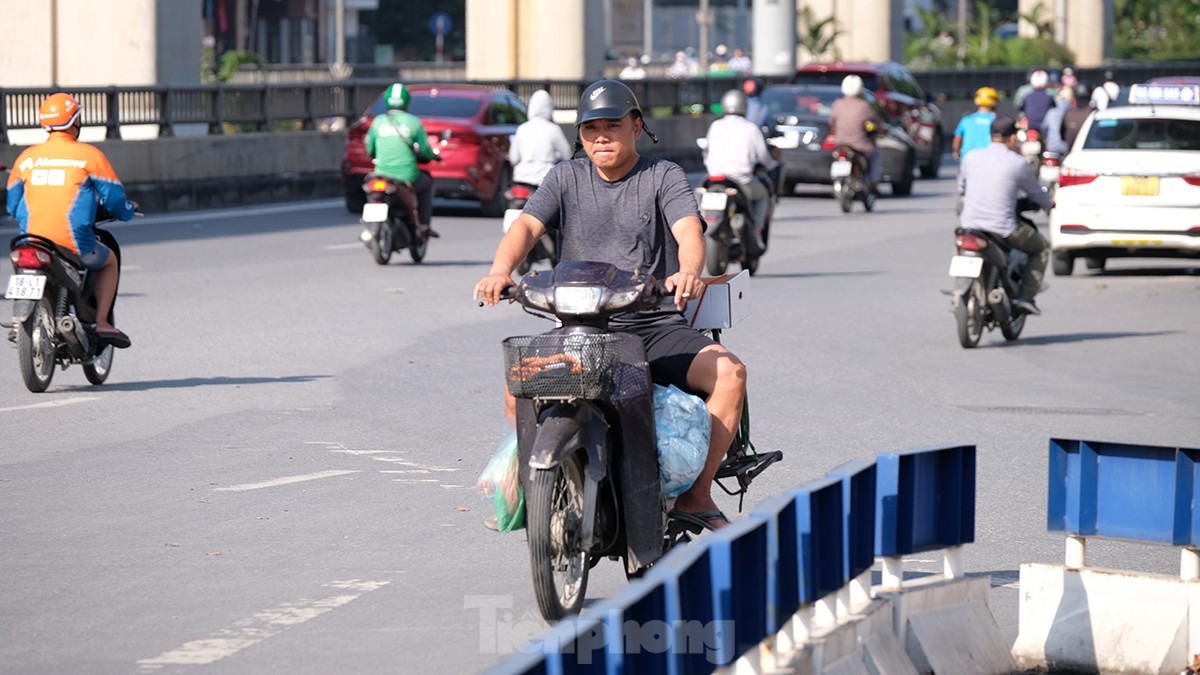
[
  {"xmin": 1030, "ymin": 70, "xmax": 1049, "ymax": 89},
  {"xmin": 841, "ymin": 75, "xmax": 864, "ymax": 98}
]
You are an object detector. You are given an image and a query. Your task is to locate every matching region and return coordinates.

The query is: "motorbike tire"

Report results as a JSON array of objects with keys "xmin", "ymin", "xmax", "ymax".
[
  {"xmin": 527, "ymin": 452, "xmax": 590, "ymax": 621},
  {"xmin": 515, "ymin": 259, "xmax": 531, "ymax": 276},
  {"xmin": 409, "ymin": 239, "xmax": 427, "ymax": 264},
  {"xmin": 1002, "ymin": 310, "xmax": 1026, "ymax": 341},
  {"xmin": 863, "ymin": 188, "xmax": 876, "ymax": 212},
  {"xmin": 17, "ymin": 298, "xmax": 56, "ymax": 392},
  {"xmin": 838, "ymin": 182, "xmax": 853, "ymax": 213},
  {"xmin": 371, "ymin": 226, "xmax": 393, "ymax": 265},
  {"xmin": 83, "ymin": 344, "xmax": 114, "ymax": 385},
  {"xmin": 955, "ymin": 280, "xmax": 984, "ymax": 349},
  {"xmin": 743, "ymin": 255, "xmax": 760, "ymax": 276},
  {"xmin": 705, "ymin": 234, "xmax": 729, "ymax": 276}
]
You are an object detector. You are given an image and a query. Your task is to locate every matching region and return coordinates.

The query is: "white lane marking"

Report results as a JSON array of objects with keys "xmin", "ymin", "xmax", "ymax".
[
  {"xmin": 0, "ymin": 396, "xmax": 99, "ymax": 413},
  {"xmin": 0, "ymin": 200, "xmax": 343, "ymax": 236},
  {"xmin": 322, "ymin": 242, "xmax": 364, "ymax": 251},
  {"xmin": 393, "ymin": 479, "xmax": 439, "ymax": 483},
  {"xmin": 137, "ymin": 580, "xmax": 388, "ymax": 669},
  {"xmin": 370, "ymin": 458, "xmax": 461, "ymax": 472},
  {"xmin": 213, "ymin": 469, "xmax": 360, "ymax": 492}
]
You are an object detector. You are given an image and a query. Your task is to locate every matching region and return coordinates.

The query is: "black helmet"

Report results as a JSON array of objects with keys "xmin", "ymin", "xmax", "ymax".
[
  {"xmin": 720, "ymin": 89, "xmax": 749, "ymax": 116},
  {"xmin": 576, "ymin": 79, "xmax": 643, "ymax": 125}
]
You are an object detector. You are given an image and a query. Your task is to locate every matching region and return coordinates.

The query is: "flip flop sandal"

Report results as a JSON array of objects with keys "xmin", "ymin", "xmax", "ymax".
[
  {"xmin": 667, "ymin": 509, "xmax": 729, "ymax": 532},
  {"xmin": 96, "ymin": 329, "xmax": 131, "ymax": 349}
]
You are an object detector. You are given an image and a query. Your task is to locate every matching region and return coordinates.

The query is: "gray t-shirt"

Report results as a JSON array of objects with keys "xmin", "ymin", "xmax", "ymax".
[{"xmin": 523, "ymin": 154, "xmax": 701, "ymax": 283}]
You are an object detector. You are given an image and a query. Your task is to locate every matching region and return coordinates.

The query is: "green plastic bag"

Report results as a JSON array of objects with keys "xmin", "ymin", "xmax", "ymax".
[{"xmin": 478, "ymin": 431, "xmax": 525, "ymax": 531}]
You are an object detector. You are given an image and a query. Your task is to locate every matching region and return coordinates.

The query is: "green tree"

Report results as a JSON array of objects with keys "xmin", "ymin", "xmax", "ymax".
[
  {"xmin": 1114, "ymin": 0, "xmax": 1200, "ymax": 60},
  {"xmin": 797, "ymin": 6, "xmax": 844, "ymax": 60}
]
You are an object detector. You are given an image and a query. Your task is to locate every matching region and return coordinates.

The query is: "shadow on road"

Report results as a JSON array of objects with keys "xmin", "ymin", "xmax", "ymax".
[
  {"xmin": 64, "ymin": 375, "xmax": 330, "ymax": 392},
  {"xmin": 751, "ymin": 270, "xmax": 884, "ymax": 279},
  {"xmin": 998, "ymin": 330, "xmax": 1180, "ymax": 347},
  {"xmin": 1086, "ymin": 267, "xmax": 1199, "ymax": 277},
  {"xmin": 382, "ymin": 259, "xmax": 491, "ymax": 268}
]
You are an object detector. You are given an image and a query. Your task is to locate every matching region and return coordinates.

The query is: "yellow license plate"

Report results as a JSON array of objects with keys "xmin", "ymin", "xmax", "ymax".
[{"xmin": 1120, "ymin": 176, "xmax": 1159, "ymax": 196}]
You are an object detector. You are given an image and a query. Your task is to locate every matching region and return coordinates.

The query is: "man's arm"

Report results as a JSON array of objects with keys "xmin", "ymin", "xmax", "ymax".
[
  {"xmin": 474, "ymin": 213, "xmax": 547, "ymax": 305},
  {"xmin": 667, "ymin": 216, "xmax": 706, "ymax": 310},
  {"xmin": 1019, "ymin": 164, "xmax": 1054, "ymax": 210}
]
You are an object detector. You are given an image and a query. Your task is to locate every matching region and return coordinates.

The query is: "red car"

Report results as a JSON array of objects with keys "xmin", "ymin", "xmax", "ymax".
[
  {"xmin": 790, "ymin": 62, "xmax": 945, "ymax": 179},
  {"xmin": 341, "ymin": 84, "xmax": 528, "ymax": 216}
]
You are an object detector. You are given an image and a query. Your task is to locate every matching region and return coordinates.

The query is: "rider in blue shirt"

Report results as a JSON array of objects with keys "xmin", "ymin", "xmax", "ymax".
[{"xmin": 953, "ymin": 87, "xmax": 998, "ymax": 162}]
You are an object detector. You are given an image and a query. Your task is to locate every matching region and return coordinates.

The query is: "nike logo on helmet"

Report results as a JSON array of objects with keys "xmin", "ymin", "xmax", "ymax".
[{"xmin": 590, "ymin": 87, "xmax": 606, "ymax": 101}]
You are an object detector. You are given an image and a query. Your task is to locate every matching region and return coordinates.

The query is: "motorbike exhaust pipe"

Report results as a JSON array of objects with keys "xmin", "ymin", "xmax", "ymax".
[
  {"xmin": 58, "ymin": 315, "xmax": 89, "ymax": 358},
  {"xmin": 987, "ymin": 287, "xmax": 1010, "ymax": 326}
]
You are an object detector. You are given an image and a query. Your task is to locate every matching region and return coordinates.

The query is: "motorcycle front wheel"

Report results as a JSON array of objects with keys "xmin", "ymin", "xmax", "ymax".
[
  {"xmin": 17, "ymin": 298, "xmax": 56, "ymax": 392},
  {"xmin": 838, "ymin": 181, "xmax": 853, "ymax": 213},
  {"xmin": 409, "ymin": 239, "xmax": 427, "ymax": 264},
  {"xmin": 527, "ymin": 451, "xmax": 590, "ymax": 621},
  {"xmin": 1002, "ymin": 309, "xmax": 1026, "ymax": 341},
  {"xmin": 955, "ymin": 280, "xmax": 984, "ymax": 349},
  {"xmin": 83, "ymin": 344, "xmax": 114, "ymax": 385}
]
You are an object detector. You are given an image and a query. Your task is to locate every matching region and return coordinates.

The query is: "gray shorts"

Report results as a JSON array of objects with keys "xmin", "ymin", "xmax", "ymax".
[{"xmin": 78, "ymin": 242, "xmax": 112, "ymax": 271}]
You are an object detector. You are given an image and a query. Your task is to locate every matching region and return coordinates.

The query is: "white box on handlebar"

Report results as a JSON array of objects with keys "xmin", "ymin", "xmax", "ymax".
[{"xmin": 683, "ymin": 270, "xmax": 750, "ymax": 330}]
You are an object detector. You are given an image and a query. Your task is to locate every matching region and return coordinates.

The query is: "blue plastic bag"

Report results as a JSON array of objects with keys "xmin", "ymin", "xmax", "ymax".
[{"xmin": 653, "ymin": 384, "xmax": 711, "ymax": 497}]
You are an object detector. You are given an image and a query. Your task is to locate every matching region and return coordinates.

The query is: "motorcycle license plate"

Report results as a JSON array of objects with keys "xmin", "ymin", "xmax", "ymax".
[
  {"xmin": 699, "ymin": 191, "xmax": 727, "ymax": 211},
  {"xmin": 1022, "ymin": 141, "xmax": 1041, "ymax": 155},
  {"xmin": 948, "ymin": 255, "xmax": 984, "ymax": 278},
  {"xmin": 830, "ymin": 160, "xmax": 852, "ymax": 178},
  {"xmin": 5, "ymin": 274, "xmax": 46, "ymax": 300},
  {"xmin": 1039, "ymin": 165, "xmax": 1060, "ymax": 182},
  {"xmin": 502, "ymin": 208, "xmax": 522, "ymax": 233},
  {"xmin": 362, "ymin": 202, "xmax": 389, "ymax": 223}
]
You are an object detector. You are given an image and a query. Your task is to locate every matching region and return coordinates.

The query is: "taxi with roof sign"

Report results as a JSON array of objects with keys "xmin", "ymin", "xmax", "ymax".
[{"xmin": 1049, "ymin": 82, "xmax": 1200, "ymax": 275}]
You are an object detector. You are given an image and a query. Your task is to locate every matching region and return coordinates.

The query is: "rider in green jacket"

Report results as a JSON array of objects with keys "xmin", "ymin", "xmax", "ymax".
[{"xmin": 365, "ymin": 83, "xmax": 440, "ymax": 238}]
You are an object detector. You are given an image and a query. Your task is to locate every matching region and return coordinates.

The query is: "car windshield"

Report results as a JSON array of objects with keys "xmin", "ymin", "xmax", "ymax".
[
  {"xmin": 792, "ymin": 72, "xmax": 881, "ymax": 92},
  {"xmin": 1083, "ymin": 117, "xmax": 1200, "ymax": 151},
  {"xmin": 368, "ymin": 94, "xmax": 482, "ymax": 119},
  {"xmin": 763, "ymin": 88, "xmax": 842, "ymax": 117}
]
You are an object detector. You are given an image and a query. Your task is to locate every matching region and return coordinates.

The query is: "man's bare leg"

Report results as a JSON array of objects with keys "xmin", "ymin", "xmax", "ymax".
[
  {"xmin": 93, "ymin": 254, "xmax": 120, "ymax": 333},
  {"xmin": 672, "ymin": 343, "xmax": 746, "ymax": 528}
]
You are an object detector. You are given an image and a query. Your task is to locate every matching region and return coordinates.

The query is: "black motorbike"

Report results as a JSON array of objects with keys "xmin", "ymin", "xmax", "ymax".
[
  {"xmin": 949, "ymin": 197, "xmax": 1042, "ymax": 348},
  {"xmin": 360, "ymin": 174, "xmax": 428, "ymax": 265},
  {"xmin": 697, "ymin": 174, "xmax": 772, "ymax": 276},
  {"xmin": 504, "ymin": 182, "xmax": 557, "ymax": 275},
  {"xmin": 830, "ymin": 144, "xmax": 875, "ymax": 213},
  {"xmin": 499, "ymin": 261, "xmax": 781, "ymax": 620},
  {"xmin": 6, "ymin": 217, "xmax": 125, "ymax": 392}
]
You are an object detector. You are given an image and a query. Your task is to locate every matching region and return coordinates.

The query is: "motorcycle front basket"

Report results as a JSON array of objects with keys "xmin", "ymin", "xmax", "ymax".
[{"xmin": 502, "ymin": 333, "xmax": 622, "ymax": 399}]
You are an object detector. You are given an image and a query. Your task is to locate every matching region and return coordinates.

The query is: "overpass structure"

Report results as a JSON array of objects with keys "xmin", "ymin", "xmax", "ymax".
[{"xmin": 464, "ymin": 0, "xmax": 1115, "ymax": 81}]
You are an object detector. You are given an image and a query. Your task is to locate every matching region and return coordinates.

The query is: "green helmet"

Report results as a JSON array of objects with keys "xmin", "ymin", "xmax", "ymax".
[{"xmin": 384, "ymin": 83, "xmax": 411, "ymax": 111}]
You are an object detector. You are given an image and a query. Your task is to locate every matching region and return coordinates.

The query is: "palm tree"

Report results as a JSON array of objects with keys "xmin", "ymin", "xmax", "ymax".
[{"xmin": 797, "ymin": 6, "xmax": 844, "ymax": 61}]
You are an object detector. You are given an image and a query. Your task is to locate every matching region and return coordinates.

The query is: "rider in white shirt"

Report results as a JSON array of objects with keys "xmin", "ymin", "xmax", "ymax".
[{"xmin": 703, "ymin": 89, "xmax": 778, "ymax": 250}]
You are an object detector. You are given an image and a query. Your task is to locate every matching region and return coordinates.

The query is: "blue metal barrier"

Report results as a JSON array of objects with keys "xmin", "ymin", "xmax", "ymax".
[
  {"xmin": 1049, "ymin": 438, "xmax": 1200, "ymax": 545},
  {"xmin": 876, "ymin": 444, "xmax": 976, "ymax": 557},
  {"xmin": 827, "ymin": 460, "xmax": 877, "ymax": 582}
]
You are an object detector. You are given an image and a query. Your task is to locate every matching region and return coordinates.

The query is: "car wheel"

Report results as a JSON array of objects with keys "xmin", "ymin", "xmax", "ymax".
[
  {"xmin": 780, "ymin": 178, "xmax": 797, "ymax": 197},
  {"xmin": 891, "ymin": 154, "xmax": 915, "ymax": 196},
  {"xmin": 1052, "ymin": 251, "xmax": 1074, "ymax": 276},
  {"xmin": 920, "ymin": 132, "xmax": 943, "ymax": 179},
  {"xmin": 481, "ymin": 166, "xmax": 510, "ymax": 218}
]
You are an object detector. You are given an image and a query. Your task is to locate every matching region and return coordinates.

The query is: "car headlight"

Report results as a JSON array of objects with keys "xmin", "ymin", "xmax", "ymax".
[{"xmin": 554, "ymin": 286, "xmax": 603, "ymax": 315}]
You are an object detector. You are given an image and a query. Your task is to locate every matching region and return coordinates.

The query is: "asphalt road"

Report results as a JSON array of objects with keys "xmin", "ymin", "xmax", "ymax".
[{"xmin": 0, "ymin": 173, "xmax": 1197, "ymax": 674}]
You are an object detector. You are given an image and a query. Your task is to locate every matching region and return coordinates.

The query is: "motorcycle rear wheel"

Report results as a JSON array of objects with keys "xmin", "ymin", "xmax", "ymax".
[
  {"xmin": 1002, "ymin": 310, "xmax": 1026, "ymax": 341},
  {"xmin": 955, "ymin": 281, "xmax": 984, "ymax": 348},
  {"xmin": 83, "ymin": 344, "xmax": 114, "ymax": 385},
  {"xmin": 705, "ymin": 233, "xmax": 729, "ymax": 276},
  {"xmin": 17, "ymin": 299, "xmax": 56, "ymax": 392},
  {"xmin": 370, "ymin": 226, "xmax": 392, "ymax": 265},
  {"xmin": 528, "ymin": 452, "xmax": 590, "ymax": 621}
]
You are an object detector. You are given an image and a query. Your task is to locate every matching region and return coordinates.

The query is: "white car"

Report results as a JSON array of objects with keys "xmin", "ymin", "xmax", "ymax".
[{"xmin": 1049, "ymin": 83, "xmax": 1200, "ymax": 275}]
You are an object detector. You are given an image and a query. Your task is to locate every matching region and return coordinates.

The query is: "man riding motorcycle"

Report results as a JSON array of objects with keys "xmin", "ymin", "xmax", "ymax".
[
  {"xmin": 6, "ymin": 92, "xmax": 137, "ymax": 348},
  {"xmin": 475, "ymin": 79, "xmax": 747, "ymax": 532},
  {"xmin": 953, "ymin": 86, "xmax": 998, "ymax": 163},
  {"xmin": 828, "ymin": 75, "xmax": 882, "ymax": 195},
  {"xmin": 703, "ymin": 88, "xmax": 778, "ymax": 251},
  {"xmin": 365, "ymin": 83, "xmax": 439, "ymax": 239},
  {"xmin": 958, "ymin": 116, "xmax": 1055, "ymax": 316}
]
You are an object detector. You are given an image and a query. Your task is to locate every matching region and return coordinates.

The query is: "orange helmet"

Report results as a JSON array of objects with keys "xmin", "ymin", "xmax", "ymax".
[{"xmin": 39, "ymin": 93, "xmax": 82, "ymax": 131}]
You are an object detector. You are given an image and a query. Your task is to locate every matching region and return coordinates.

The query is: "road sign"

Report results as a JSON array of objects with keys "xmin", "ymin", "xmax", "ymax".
[{"xmin": 429, "ymin": 11, "xmax": 453, "ymax": 36}]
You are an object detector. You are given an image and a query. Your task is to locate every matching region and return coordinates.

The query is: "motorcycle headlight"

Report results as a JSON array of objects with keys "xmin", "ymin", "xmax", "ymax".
[
  {"xmin": 603, "ymin": 288, "xmax": 642, "ymax": 311},
  {"xmin": 554, "ymin": 286, "xmax": 603, "ymax": 315},
  {"xmin": 521, "ymin": 286, "xmax": 552, "ymax": 311}
]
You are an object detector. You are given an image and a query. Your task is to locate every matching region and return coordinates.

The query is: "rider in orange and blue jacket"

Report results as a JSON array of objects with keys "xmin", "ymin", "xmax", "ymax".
[{"xmin": 6, "ymin": 93, "xmax": 137, "ymax": 347}]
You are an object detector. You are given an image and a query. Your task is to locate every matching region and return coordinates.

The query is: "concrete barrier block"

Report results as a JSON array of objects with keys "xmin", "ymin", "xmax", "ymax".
[
  {"xmin": 905, "ymin": 600, "xmax": 1016, "ymax": 674},
  {"xmin": 823, "ymin": 650, "xmax": 872, "ymax": 675},
  {"xmin": 862, "ymin": 632, "xmax": 919, "ymax": 675},
  {"xmin": 873, "ymin": 574, "xmax": 992, "ymax": 648},
  {"xmin": 1013, "ymin": 563, "xmax": 1193, "ymax": 675},
  {"xmin": 776, "ymin": 617, "xmax": 860, "ymax": 675}
]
